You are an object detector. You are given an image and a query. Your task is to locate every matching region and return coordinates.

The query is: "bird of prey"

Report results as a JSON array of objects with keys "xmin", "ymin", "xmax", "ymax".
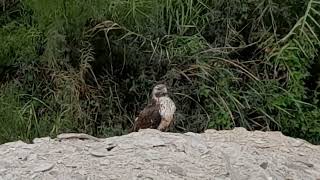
[{"xmin": 131, "ymin": 84, "xmax": 176, "ymax": 132}]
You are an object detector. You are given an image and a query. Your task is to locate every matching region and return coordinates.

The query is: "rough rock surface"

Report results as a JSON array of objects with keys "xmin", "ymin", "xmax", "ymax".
[{"xmin": 0, "ymin": 128, "xmax": 319, "ymax": 180}]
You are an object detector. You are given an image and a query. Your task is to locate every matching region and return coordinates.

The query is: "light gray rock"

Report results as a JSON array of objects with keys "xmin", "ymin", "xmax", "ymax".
[
  {"xmin": 33, "ymin": 163, "xmax": 55, "ymax": 173},
  {"xmin": 0, "ymin": 128, "xmax": 320, "ymax": 180}
]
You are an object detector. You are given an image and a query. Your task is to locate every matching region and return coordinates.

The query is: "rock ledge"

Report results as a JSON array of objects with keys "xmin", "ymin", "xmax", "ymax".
[{"xmin": 0, "ymin": 128, "xmax": 319, "ymax": 179}]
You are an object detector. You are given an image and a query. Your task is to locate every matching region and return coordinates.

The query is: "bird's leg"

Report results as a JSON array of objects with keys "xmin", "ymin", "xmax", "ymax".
[{"xmin": 157, "ymin": 116, "xmax": 173, "ymax": 131}]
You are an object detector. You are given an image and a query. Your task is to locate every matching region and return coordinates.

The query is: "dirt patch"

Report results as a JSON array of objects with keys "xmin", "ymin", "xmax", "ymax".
[{"xmin": 0, "ymin": 128, "xmax": 319, "ymax": 179}]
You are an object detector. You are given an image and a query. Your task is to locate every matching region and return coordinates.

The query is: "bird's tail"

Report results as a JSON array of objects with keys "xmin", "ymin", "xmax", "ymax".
[{"xmin": 128, "ymin": 117, "xmax": 139, "ymax": 133}]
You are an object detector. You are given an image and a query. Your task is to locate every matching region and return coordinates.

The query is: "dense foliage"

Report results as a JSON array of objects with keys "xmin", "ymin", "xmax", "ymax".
[{"xmin": 0, "ymin": 0, "xmax": 320, "ymax": 144}]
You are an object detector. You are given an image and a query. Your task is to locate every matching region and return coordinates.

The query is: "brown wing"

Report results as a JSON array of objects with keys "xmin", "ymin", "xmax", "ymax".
[{"xmin": 131, "ymin": 99, "xmax": 161, "ymax": 132}]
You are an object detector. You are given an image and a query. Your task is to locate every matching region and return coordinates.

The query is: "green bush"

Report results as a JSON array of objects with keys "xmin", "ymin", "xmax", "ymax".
[{"xmin": 0, "ymin": 0, "xmax": 319, "ymax": 144}]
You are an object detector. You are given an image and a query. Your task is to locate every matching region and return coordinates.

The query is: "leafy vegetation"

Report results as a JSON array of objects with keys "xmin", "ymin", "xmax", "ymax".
[{"xmin": 0, "ymin": 0, "xmax": 319, "ymax": 144}]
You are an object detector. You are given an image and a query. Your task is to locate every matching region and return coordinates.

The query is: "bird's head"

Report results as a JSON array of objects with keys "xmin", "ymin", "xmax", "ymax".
[{"xmin": 152, "ymin": 84, "xmax": 168, "ymax": 99}]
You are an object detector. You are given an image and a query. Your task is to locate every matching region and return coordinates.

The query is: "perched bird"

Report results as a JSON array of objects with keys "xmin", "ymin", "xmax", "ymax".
[{"xmin": 132, "ymin": 84, "xmax": 176, "ymax": 132}]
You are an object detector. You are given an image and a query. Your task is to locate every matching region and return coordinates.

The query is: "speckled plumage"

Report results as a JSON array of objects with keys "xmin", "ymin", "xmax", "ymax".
[
  {"xmin": 132, "ymin": 84, "xmax": 176, "ymax": 132},
  {"xmin": 157, "ymin": 96, "xmax": 176, "ymax": 131},
  {"xmin": 132, "ymin": 99, "xmax": 162, "ymax": 131}
]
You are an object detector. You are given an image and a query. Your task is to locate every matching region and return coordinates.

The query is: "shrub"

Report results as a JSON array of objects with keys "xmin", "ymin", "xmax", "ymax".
[{"xmin": 0, "ymin": 0, "xmax": 319, "ymax": 144}]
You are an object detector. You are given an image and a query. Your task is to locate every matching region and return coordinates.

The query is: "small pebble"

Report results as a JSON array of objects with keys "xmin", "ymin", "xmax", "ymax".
[
  {"xmin": 33, "ymin": 163, "xmax": 55, "ymax": 172},
  {"xmin": 260, "ymin": 162, "xmax": 268, "ymax": 169},
  {"xmin": 90, "ymin": 150, "xmax": 107, "ymax": 157}
]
